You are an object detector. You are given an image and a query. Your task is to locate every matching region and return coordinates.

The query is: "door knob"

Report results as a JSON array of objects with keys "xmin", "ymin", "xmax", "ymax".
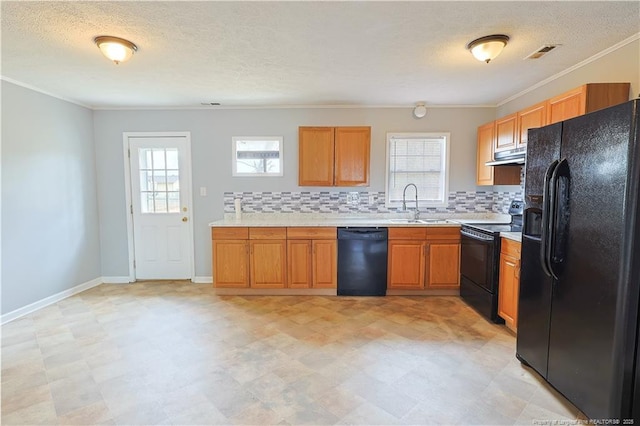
[{"xmin": 182, "ymin": 217, "xmax": 188, "ymax": 222}]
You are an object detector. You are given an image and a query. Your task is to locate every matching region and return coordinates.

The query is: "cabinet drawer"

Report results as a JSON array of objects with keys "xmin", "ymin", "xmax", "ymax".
[
  {"xmin": 501, "ymin": 238, "xmax": 521, "ymax": 257},
  {"xmin": 388, "ymin": 227, "xmax": 427, "ymax": 240},
  {"xmin": 286, "ymin": 227, "xmax": 337, "ymax": 240},
  {"xmin": 249, "ymin": 227, "xmax": 287, "ymax": 239},
  {"xmin": 212, "ymin": 227, "xmax": 248, "ymax": 240},
  {"xmin": 426, "ymin": 227, "xmax": 461, "ymax": 241}
]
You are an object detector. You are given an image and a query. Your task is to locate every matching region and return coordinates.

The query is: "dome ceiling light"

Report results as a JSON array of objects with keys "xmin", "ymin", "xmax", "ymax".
[
  {"xmin": 94, "ymin": 36, "xmax": 138, "ymax": 65},
  {"xmin": 413, "ymin": 103, "xmax": 427, "ymax": 119},
  {"xmin": 466, "ymin": 34, "xmax": 510, "ymax": 64}
]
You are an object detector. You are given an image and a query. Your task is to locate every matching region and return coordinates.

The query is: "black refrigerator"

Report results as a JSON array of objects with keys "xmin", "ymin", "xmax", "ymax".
[{"xmin": 517, "ymin": 99, "xmax": 640, "ymax": 421}]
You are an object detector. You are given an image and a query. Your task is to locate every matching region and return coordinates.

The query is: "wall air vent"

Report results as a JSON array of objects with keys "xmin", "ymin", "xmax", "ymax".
[{"xmin": 525, "ymin": 44, "xmax": 561, "ymax": 60}]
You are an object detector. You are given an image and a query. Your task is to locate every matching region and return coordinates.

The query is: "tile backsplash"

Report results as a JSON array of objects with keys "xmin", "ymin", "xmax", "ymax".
[{"xmin": 224, "ymin": 189, "xmax": 523, "ymax": 215}]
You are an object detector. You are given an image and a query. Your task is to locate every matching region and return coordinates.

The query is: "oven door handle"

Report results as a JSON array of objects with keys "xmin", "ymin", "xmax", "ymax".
[
  {"xmin": 460, "ymin": 229, "xmax": 494, "ymax": 241},
  {"xmin": 540, "ymin": 160, "xmax": 559, "ymax": 277}
]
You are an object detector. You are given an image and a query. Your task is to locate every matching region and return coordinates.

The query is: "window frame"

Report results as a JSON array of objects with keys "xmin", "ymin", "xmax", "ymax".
[
  {"xmin": 385, "ymin": 132, "xmax": 451, "ymax": 208},
  {"xmin": 232, "ymin": 136, "xmax": 284, "ymax": 177}
]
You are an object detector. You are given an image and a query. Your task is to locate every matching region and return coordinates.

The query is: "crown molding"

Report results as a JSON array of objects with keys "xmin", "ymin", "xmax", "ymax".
[
  {"xmin": 0, "ymin": 76, "xmax": 92, "ymax": 109},
  {"xmin": 497, "ymin": 32, "xmax": 640, "ymax": 107}
]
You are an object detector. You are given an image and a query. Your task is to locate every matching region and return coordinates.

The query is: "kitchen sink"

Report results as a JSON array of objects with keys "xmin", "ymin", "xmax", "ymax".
[{"xmin": 387, "ymin": 219, "xmax": 449, "ymax": 224}]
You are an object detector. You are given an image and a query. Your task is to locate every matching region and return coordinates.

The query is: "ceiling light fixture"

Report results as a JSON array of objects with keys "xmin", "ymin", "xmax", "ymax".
[
  {"xmin": 94, "ymin": 36, "xmax": 137, "ymax": 65},
  {"xmin": 413, "ymin": 103, "xmax": 427, "ymax": 119},
  {"xmin": 466, "ymin": 34, "xmax": 509, "ymax": 64}
]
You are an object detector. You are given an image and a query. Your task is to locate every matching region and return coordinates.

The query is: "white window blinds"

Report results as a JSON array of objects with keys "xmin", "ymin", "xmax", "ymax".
[{"xmin": 386, "ymin": 133, "xmax": 450, "ymax": 207}]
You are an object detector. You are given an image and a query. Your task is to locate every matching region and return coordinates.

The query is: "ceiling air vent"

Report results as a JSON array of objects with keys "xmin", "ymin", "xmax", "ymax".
[{"xmin": 525, "ymin": 44, "xmax": 560, "ymax": 60}]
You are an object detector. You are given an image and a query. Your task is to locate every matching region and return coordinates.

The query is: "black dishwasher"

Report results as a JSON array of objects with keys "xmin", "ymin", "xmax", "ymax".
[{"xmin": 337, "ymin": 227, "xmax": 388, "ymax": 296}]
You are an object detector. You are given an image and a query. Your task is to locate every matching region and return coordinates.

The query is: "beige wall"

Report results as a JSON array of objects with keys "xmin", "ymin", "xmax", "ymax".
[{"xmin": 497, "ymin": 37, "xmax": 639, "ymax": 116}]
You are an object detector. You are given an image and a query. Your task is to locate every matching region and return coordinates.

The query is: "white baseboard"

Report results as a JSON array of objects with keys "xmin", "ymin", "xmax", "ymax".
[
  {"xmin": 192, "ymin": 276, "xmax": 213, "ymax": 284},
  {"xmin": 1, "ymin": 277, "xmax": 103, "ymax": 324},
  {"xmin": 101, "ymin": 276, "xmax": 131, "ymax": 284}
]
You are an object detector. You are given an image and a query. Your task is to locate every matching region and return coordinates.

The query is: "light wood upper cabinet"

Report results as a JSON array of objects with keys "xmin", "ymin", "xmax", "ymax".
[
  {"xmin": 498, "ymin": 238, "xmax": 521, "ymax": 331},
  {"xmin": 547, "ymin": 86, "xmax": 586, "ymax": 124},
  {"xmin": 476, "ymin": 121, "xmax": 521, "ymax": 186},
  {"xmin": 334, "ymin": 127, "xmax": 370, "ymax": 186},
  {"xmin": 476, "ymin": 121, "xmax": 495, "ymax": 186},
  {"xmin": 212, "ymin": 227, "xmax": 249, "ymax": 288},
  {"xmin": 547, "ymin": 83, "xmax": 630, "ymax": 124},
  {"xmin": 299, "ymin": 126, "xmax": 370, "ymax": 187},
  {"xmin": 477, "ymin": 83, "xmax": 629, "ymax": 186},
  {"xmin": 517, "ymin": 101, "xmax": 547, "ymax": 148},
  {"xmin": 494, "ymin": 113, "xmax": 518, "ymax": 153},
  {"xmin": 298, "ymin": 127, "xmax": 335, "ymax": 186}
]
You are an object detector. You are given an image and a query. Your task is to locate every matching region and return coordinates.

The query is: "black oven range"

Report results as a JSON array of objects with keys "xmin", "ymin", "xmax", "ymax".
[{"xmin": 459, "ymin": 200, "xmax": 523, "ymax": 323}]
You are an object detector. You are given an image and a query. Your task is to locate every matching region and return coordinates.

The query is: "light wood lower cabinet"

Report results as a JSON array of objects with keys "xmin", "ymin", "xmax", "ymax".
[
  {"xmin": 250, "ymin": 240, "xmax": 287, "ymax": 288},
  {"xmin": 287, "ymin": 240, "xmax": 312, "ymax": 288},
  {"xmin": 312, "ymin": 240, "xmax": 337, "ymax": 288},
  {"xmin": 388, "ymin": 227, "xmax": 460, "ymax": 290},
  {"xmin": 388, "ymin": 240, "xmax": 426, "ymax": 289},
  {"xmin": 212, "ymin": 240, "xmax": 249, "ymax": 287},
  {"xmin": 213, "ymin": 225, "xmax": 460, "ymax": 293},
  {"xmin": 498, "ymin": 238, "xmax": 521, "ymax": 331},
  {"xmin": 212, "ymin": 226, "xmax": 287, "ymax": 288},
  {"xmin": 427, "ymin": 242, "xmax": 460, "ymax": 289},
  {"xmin": 212, "ymin": 227, "xmax": 249, "ymax": 288},
  {"xmin": 248, "ymin": 228, "xmax": 287, "ymax": 288},
  {"xmin": 212, "ymin": 226, "xmax": 336, "ymax": 290},
  {"xmin": 426, "ymin": 228, "xmax": 461, "ymax": 289}
]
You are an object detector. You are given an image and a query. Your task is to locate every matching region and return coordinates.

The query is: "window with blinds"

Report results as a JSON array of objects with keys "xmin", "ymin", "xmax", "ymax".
[{"xmin": 386, "ymin": 133, "xmax": 450, "ymax": 207}]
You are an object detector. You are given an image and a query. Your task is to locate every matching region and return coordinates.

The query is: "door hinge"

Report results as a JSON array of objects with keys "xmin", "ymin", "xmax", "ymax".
[
  {"xmin": 133, "ymin": 259, "xmax": 136, "ymax": 268},
  {"xmin": 128, "ymin": 148, "xmax": 131, "ymax": 158},
  {"xmin": 130, "ymin": 204, "xmax": 133, "ymax": 214}
]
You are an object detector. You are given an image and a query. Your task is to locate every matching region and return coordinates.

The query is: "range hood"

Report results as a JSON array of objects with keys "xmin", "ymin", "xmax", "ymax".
[{"xmin": 485, "ymin": 148, "xmax": 526, "ymax": 166}]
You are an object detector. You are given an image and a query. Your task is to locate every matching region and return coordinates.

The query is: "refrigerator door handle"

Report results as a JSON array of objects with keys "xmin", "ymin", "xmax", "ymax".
[
  {"xmin": 549, "ymin": 159, "xmax": 570, "ymax": 280},
  {"xmin": 540, "ymin": 160, "xmax": 559, "ymax": 277}
]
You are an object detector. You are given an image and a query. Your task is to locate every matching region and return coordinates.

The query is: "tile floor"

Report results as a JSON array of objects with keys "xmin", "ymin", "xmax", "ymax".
[{"xmin": 2, "ymin": 281, "xmax": 585, "ymax": 425}]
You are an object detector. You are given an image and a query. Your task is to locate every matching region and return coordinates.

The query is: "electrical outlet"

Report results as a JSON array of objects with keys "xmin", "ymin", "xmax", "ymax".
[
  {"xmin": 346, "ymin": 192, "xmax": 360, "ymax": 205},
  {"xmin": 368, "ymin": 194, "xmax": 376, "ymax": 204}
]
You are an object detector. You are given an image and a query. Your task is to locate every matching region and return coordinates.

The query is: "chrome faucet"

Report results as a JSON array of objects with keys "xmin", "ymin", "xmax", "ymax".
[{"xmin": 402, "ymin": 183, "xmax": 420, "ymax": 221}]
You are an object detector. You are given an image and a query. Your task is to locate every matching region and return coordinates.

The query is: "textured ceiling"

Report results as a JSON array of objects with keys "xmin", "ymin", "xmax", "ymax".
[{"xmin": 1, "ymin": 1, "xmax": 638, "ymax": 108}]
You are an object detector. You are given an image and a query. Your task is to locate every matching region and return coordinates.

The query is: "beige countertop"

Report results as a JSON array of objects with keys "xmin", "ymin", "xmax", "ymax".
[
  {"xmin": 501, "ymin": 232, "xmax": 522, "ymax": 242},
  {"xmin": 209, "ymin": 213, "xmax": 511, "ymax": 228}
]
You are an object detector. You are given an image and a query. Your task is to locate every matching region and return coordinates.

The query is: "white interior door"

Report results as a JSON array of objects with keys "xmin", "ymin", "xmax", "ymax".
[{"xmin": 127, "ymin": 135, "xmax": 193, "ymax": 280}]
